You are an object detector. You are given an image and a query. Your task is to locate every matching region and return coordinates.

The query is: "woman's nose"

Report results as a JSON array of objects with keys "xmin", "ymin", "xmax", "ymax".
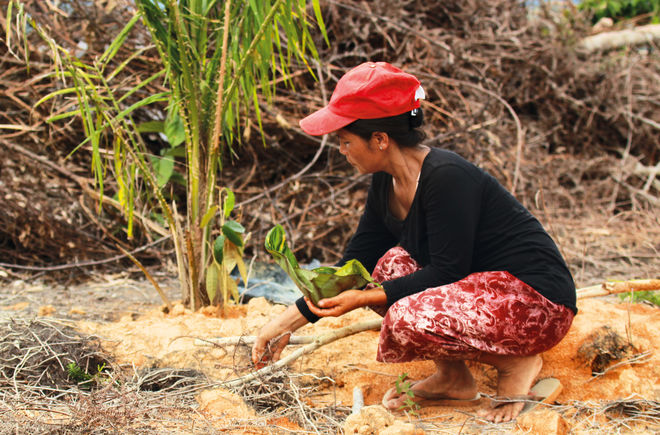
[{"xmin": 339, "ymin": 143, "xmax": 347, "ymax": 155}]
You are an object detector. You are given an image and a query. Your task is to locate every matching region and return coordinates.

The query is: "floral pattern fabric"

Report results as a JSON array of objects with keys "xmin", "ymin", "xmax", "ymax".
[{"xmin": 372, "ymin": 247, "xmax": 574, "ymax": 363}]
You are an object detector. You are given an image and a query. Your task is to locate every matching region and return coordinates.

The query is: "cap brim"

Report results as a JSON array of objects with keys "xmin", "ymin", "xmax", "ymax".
[{"xmin": 299, "ymin": 106, "xmax": 356, "ymax": 136}]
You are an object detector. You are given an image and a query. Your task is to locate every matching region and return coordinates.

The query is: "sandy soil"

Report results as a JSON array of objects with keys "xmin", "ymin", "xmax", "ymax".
[{"xmin": 66, "ymin": 294, "xmax": 660, "ymax": 433}]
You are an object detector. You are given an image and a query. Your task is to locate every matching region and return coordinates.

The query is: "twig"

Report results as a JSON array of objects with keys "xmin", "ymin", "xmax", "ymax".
[
  {"xmin": 194, "ymin": 336, "xmax": 315, "ymax": 347},
  {"xmin": 0, "ymin": 236, "xmax": 170, "ymax": 271},
  {"xmin": 587, "ymin": 351, "xmax": 653, "ymax": 381},
  {"xmin": 433, "ymin": 75, "xmax": 525, "ymax": 194},
  {"xmin": 115, "ymin": 244, "xmax": 173, "ymax": 312}
]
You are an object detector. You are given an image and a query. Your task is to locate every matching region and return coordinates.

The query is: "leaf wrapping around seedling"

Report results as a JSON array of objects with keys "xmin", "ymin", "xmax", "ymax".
[{"xmin": 265, "ymin": 225, "xmax": 378, "ymax": 305}]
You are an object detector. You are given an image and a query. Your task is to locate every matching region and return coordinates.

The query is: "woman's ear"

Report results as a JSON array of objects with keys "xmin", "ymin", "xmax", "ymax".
[{"xmin": 371, "ymin": 131, "xmax": 389, "ymax": 151}]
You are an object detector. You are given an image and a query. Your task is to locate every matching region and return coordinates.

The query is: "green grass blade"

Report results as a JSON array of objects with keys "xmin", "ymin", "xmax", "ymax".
[
  {"xmin": 99, "ymin": 13, "xmax": 142, "ymax": 66},
  {"xmin": 116, "ymin": 69, "xmax": 167, "ymax": 104},
  {"xmin": 311, "ymin": 0, "xmax": 329, "ymax": 45},
  {"xmin": 115, "ymin": 92, "xmax": 170, "ymax": 123}
]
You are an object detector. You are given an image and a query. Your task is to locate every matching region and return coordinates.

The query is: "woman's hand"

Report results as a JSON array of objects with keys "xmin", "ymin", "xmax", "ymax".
[
  {"xmin": 306, "ymin": 288, "xmax": 387, "ymax": 318},
  {"xmin": 251, "ymin": 304, "xmax": 308, "ymax": 369}
]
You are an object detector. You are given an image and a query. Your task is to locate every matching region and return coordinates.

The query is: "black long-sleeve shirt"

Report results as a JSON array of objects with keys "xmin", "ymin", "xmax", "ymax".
[{"xmin": 296, "ymin": 148, "xmax": 576, "ymax": 323}]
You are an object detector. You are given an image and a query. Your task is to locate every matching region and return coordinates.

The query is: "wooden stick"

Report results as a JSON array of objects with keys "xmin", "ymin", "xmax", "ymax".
[
  {"xmin": 577, "ymin": 279, "xmax": 660, "ymax": 299},
  {"xmin": 215, "ymin": 318, "xmax": 382, "ymax": 389}
]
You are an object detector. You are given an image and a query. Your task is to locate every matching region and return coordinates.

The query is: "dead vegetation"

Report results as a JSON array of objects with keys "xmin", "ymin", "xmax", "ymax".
[
  {"xmin": 0, "ymin": 317, "xmax": 222, "ymax": 433},
  {"xmin": 0, "ymin": 0, "xmax": 658, "ymax": 287}
]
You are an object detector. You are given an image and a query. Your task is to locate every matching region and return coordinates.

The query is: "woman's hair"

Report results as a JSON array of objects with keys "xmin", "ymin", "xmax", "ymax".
[{"xmin": 343, "ymin": 108, "xmax": 426, "ymax": 148}]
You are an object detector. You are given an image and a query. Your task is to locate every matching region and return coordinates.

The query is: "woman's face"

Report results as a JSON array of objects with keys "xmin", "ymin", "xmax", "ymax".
[{"xmin": 337, "ymin": 129, "xmax": 381, "ymax": 174}]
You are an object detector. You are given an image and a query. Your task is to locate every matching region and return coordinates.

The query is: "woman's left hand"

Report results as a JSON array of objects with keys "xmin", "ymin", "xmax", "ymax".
[{"xmin": 305, "ymin": 288, "xmax": 387, "ymax": 318}]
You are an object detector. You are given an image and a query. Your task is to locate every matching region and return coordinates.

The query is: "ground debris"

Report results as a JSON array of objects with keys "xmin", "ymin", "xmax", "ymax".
[
  {"xmin": 343, "ymin": 405, "xmax": 425, "ymax": 434},
  {"xmin": 0, "ymin": 317, "xmax": 111, "ymax": 392},
  {"xmin": 230, "ymin": 366, "xmax": 350, "ymax": 433},
  {"xmin": 577, "ymin": 325, "xmax": 634, "ymax": 374}
]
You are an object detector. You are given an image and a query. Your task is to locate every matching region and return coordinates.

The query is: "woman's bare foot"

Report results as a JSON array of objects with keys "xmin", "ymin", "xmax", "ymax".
[
  {"xmin": 382, "ymin": 360, "xmax": 478, "ymax": 410},
  {"xmin": 477, "ymin": 354, "xmax": 543, "ymax": 423}
]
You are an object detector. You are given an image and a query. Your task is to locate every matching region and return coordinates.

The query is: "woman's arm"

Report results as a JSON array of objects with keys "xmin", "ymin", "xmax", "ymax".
[
  {"xmin": 305, "ymin": 287, "xmax": 387, "ymax": 318},
  {"xmin": 251, "ymin": 304, "xmax": 309, "ymax": 368}
]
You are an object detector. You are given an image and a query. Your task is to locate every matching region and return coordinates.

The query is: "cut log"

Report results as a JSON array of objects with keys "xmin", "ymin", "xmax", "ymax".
[{"xmin": 578, "ymin": 24, "xmax": 660, "ymax": 53}]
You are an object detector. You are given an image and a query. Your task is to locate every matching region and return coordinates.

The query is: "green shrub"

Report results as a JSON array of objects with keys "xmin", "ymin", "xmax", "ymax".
[
  {"xmin": 578, "ymin": 0, "xmax": 660, "ymax": 23},
  {"xmin": 618, "ymin": 290, "xmax": 660, "ymax": 306}
]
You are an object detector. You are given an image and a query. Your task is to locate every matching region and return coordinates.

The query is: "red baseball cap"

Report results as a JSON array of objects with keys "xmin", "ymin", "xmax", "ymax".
[{"xmin": 299, "ymin": 62, "xmax": 424, "ymax": 136}]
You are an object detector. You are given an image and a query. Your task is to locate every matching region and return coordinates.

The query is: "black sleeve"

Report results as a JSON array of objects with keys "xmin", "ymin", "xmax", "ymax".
[
  {"xmin": 295, "ymin": 297, "xmax": 319, "ymax": 323},
  {"xmin": 381, "ymin": 165, "xmax": 481, "ymax": 305}
]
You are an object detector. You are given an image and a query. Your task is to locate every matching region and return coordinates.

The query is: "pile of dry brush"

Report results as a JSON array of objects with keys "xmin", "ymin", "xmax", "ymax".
[{"xmin": 0, "ymin": 0, "xmax": 658, "ymax": 284}]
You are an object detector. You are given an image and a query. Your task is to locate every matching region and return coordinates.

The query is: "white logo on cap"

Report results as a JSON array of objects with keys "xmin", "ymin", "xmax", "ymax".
[
  {"xmin": 415, "ymin": 85, "xmax": 425, "ymax": 101},
  {"xmin": 412, "ymin": 86, "xmax": 425, "ymax": 116}
]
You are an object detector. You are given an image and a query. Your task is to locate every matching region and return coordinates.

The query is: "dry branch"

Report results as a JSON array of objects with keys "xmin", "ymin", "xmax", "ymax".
[
  {"xmin": 576, "ymin": 279, "xmax": 660, "ymax": 299},
  {"xmin": 215, "ymin": 318, "xmax": 382, "ymax": 389}
]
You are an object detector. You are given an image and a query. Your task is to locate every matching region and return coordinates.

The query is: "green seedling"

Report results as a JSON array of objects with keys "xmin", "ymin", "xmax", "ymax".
[
  {"xmin": 395, "ymin": 372, "xmax": 420, "ymax": 415},
  {"xmin": 66, "ymin": 362, "xmax": 110, "ymax": 389},
  {"xmin": 66, "ymin": 362, "xmax": 93, "ymax": 383},
  {"xmin": 265, "ymin": 224, "xmax": 379, "ymax": 305}
]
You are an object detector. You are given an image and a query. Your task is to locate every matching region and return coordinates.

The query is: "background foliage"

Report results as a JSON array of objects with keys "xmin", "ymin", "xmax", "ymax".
[{"xmin": 579, "ymin": 0, "xmax": 660, "ymax": 23}]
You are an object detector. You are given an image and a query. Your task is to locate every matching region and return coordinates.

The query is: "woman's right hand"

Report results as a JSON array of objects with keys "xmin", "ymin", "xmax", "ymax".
[
  {"xmin": 252, "ymin": 321, "xmax": 292, "ymax": 369},
  {"xmin": 251, "ymin": 303, "xmax": 309, "ymax": 368}
]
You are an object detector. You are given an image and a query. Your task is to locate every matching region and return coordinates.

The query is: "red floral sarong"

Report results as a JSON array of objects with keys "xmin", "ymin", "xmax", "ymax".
[{"xmin": 372, "ymin": 247, "xmax": 574, "ymax": 363}]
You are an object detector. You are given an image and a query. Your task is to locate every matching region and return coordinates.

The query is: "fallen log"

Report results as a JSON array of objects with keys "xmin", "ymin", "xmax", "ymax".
[{"xmin": 578, "ymin": 24, "xmax": 660, "ymax": 53}]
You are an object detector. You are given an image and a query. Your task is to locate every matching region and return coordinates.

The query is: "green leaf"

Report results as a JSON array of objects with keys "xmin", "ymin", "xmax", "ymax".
[
  {"xmin": 213, "ymin": 234, "xmax": 225, "ymax": 264},
  {"xmin": 153, "ymin": 154, "xmax": 174, "ymax": 188},
  {"xmin": 312, "ymin": 0, "xmax": 329, "ymax": 45},
  {"xmin": 200, "ymin": 205, "xmax": 218, "ymax": 229},
  {"xmin": 99, "ymin": 13, "xmax": 141, "ymax": 66},
  {"xmin": 223, "ymin": 189, "xmax": 235, "ymax": 218},
  {"xmin": 222, "ymin": 221, "xmax": 245, "ymax": 247},
  {"xmin": 5, "ymin": 0, "xmax": 12, "ymax": 52},
  {"xmin": 205, "ymin": 261, "xmax": 220, "ymax": 304},
  {"xmin": 165, "ymin": 111, "xmax": 186, "ymax": 147},
  {"xmin": 223, "ymin": 220, "xmax": 245, "ymax": 234},
  {"xmin": 264, "ymin": 225, "xmax": 375, "ymax": 305}
]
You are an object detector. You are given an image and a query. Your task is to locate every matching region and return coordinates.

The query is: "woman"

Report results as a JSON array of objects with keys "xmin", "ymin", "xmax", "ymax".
[{"xmin": 251, "ymin": 62, "xmax": 576, "ymax": 423}]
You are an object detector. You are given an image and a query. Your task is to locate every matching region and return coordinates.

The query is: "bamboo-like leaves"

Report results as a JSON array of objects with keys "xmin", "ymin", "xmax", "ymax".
[
  {"xmin": 11, "ymin": 0, "xmax": 325, "ymax": 309},
  {"xmin": 265, "ymin": 225, "xmax": 377, "ymax": 305}
]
